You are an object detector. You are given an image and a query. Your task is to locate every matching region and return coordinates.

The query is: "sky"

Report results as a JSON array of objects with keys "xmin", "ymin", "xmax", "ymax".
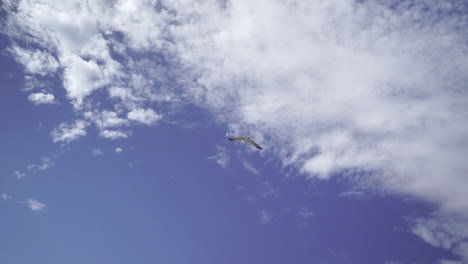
[{"xmin": 1, "ymin": 0, "xmax": 467, "ymax": 263}]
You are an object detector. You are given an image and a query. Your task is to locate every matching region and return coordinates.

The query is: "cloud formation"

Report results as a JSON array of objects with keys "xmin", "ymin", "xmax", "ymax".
[
  {"xmin": 260, "ymin": 209, "xmax": 272, "ymax": 224},
  {"xmin": 27, "ymin": 199, "xmax": 46, "ymax": 211},
  {"xmin": 206, "ymin": 146, "xmax": 230, "ymax": 169},
  {"xmin": 3, "ymin": 0, "xmax": 468, "ymax": 260},
  {"xmin": 127, "ymin": 108, "xmax": 162, "ymax": 125},
  {"xmin": 51, "ymin": 120, "xmax": 88, "ymax": 143},
  {"xmin": 8, "ymin": 45, "xmax": 59, "ymax": 76},
  {"xmin": 100, "ymin": 130, "xmax": 128, "ymax": 140},
  {"xmin": 1, "ymin": 193, "xmax": 12, "ymax": 200},
  {"xmin": 92, "ymin": 148, "xmax": 103, "ymax": 156},
  {"xmin": 14, "ymin": 170, "xmax": 26, "ymax": 179},
  {"xmin": 28, "ymin": 92, "xmax": 56, "ymax": 105},
  {"xmin": 27, "ymin": 156, "xmax": 54, "ymax": 171}
]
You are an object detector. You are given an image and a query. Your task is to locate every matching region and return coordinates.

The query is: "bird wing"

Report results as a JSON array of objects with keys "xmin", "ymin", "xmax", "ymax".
[
  {"xmin": 247, "ymin": 139, "xmax": 263, "ymax": 149},
  {"xmin": 229, "ymin": 137, "xmax": 245, "ymax": 141}
]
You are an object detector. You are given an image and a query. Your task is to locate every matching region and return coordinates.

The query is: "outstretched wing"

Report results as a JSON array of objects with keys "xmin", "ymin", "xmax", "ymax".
[
  {"xmin": 247, "ymin": 139, "xmax": 263, "ymax": 149},
  {"xmin": 229, "ymin": 137, "xmax": 245, "ymax": 141}
]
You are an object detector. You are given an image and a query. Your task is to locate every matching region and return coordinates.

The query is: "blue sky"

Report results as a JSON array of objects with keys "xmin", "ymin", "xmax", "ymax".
[{"xmin": 1, "ymin": 1, "xmax": 468, "ymax": 264}]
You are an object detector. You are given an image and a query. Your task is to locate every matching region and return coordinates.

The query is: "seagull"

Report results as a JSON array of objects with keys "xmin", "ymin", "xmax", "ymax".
[{"xmin": 228, "ymin": 137, "xmax": 263, "ymax": 150}]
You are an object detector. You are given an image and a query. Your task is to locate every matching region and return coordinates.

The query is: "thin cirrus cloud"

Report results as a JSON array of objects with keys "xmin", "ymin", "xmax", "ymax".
[
  {"xmin": 260, "ymin": 209, "xmax": 272, "ymax": 224},
  {"xmin": 3, "ymin": 0, "xmax": 468, "ymax": 261},
  {"xmin": 27, "ymin": 156, "xmax": 54, "ymax": 171},
  {"xmin": 14, "ymin": 170, "xmax": 26, "ymax": 179},
  {"xmin": 206, "ymin": 146, "xmax": 230, "ymax": 169},
  {"xmin": 1, "ymin": 193, "xmax": 12, "ymax": 200},
  {"xmin": 92, "ymin": 148, "xmax": 103, "ymax": 156}
]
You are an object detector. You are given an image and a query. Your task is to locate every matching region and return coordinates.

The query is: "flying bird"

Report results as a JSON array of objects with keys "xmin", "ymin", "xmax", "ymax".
[{"xmin": 228, "ymin": 137, "xmax": 263, "ymax": 150}]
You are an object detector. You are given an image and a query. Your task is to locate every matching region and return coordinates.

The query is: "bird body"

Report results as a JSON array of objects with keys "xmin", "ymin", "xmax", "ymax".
[{"xmin": 228, "ymin": 137, "xmax": 263, "ymax": 149}]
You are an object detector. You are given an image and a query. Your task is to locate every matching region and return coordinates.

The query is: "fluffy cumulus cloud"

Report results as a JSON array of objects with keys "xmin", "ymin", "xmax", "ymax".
[
  {"xmin": 3, "ymin": 0, "xmax": 468, "ymax": 260},
  {"xmin": 84, "ymin": 111, "xmax": 129, "ymax": 129},
  {"xmin": 27, "ymin": 199, "xmax": 46, "ymax": 211},
  {"xmin": 28, "ymin": 92, "xmax": 55, "ymax": 105},
  {"xmin": 51, "ymin": 120, "xmax": 88, "ymax": 143},
  {"xmin": 127, "ymin": 108, "xmax": 162, "ymax": 125},
  {"xmin": 8, "ymin": 45, "xmax": 59, "ymax": 76},
  {"xmin": 100, "ymin": 130, "xmax": 128, "ymax": 140}
]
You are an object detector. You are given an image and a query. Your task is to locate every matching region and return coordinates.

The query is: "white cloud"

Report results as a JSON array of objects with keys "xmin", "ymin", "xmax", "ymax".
[
  {"xmin": 339, "ymin": 190, "xmax": 366, "ymax": 200},
  {"xmin": 242, "ymin": 160, "xmax": 260, "ymax": 175},
  {"xmin": 439, "ymin": 261, "xmax": 463, "ymax": 264},
  {"xmin": 206, "ymin": 146, "xmax": 229, "ymax": 168},
  {"xmin": 51, "ymin": 120, "xmax": 88, "ymax": 143},
  {"xmin": 28, "ymin": 156, "xmax": 54, "ymax": 170},
  {"xmin": 92, "ymin": 148, "xmax": 103, "ymax": 156},
  {"xmin": 28, "ymin": 92, "xmax": 56, "ymax": 105},
  {"xmin": 1, "ymin": 193, "xmax": 12, "ymax": 200},
  {"xmin": 100, "ymin": 130, "xmax": 128, "ymax": 140},
  {"xmin": 8, "ymin": 45, "xmax": 59, "ymax": 76},
  {"xmin": 127, "ymin": 108, "xmax": 162, "ymax": 125},
  {"xmin": 259, "ymin": 182, "xmax": 278, "ymax": 198},
  {"xmin": 115, "ymin": 147, "xmax": 123, "ymax": 153},
  {"xmin": 413, "ymin": 215, "xmax": 468, "ymax": 263},
  {"xmin": 84, "ymin": 110, "xmax": 129, "ymax": 129},
  {"xmin": 27, "ymin": 199, "xmax": 46, "ymax": 211},
  {"xmin": 298, "ymin": 207, "xmax": 315, "ymax": 219},
  {"xmin": 83, "ymin": 111, "xmax": 130, "ymax": 139},
  {"xmin": 165, "ymin": 1, "xmax": 468, "ymax": 259},
  {"xmin": 62, "ymin": 54, "xmax": 106, "ymax": 108},
  {"xmin": 14, "ymin": 170, "xmax": 26, "ymax": 179}
]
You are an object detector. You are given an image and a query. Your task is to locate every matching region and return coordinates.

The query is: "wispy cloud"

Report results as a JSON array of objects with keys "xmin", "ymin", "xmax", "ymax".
[
  {"xmin": 84, "ymin": 111, "xmax": 129, "ymax": 130},
  {"xmin": 260, "ymin": 209, "xmax": 272, "ymax": 224},
  {"xmin": 259, "ymin": 182, "xmax": 278, "ymax": 198},
  {"xmin": 412, "ymin": 215, "xmax": 468, "ymax": 263},
  {"xmin": 242, "ymin": 160, "xmax": 260, "ymax": 175},
  {"xmin": 298, "ymin": 206, "xmax": 315, "ymax": 219},
  {"xmin": 339, "ymin": 190, "xmax": 366, "ymax": 200},
  {"xmin": 1, "ymin": 193, "xmax": 12, "ymax": 200},
  {"xmin": 26, "ymin": 199, "xmax": 46, "ymax": 212},
  {"xmin": 27, "ymin": 156, "xmax": 54, "ymax": 171},
  {"xmin": 8, "ymin": 45, "xmax": 59, "ymax": 76},
  {"xmin": 51, "ymin": 120, "xmax": 88, "ymax": 143},
  {"xmin": 206, "ymin": 146, "xmax": 229, "ymax": 169},
  {"xmin": 14, "ymin": 170, "xmax": 26, "ymax": 179},
  {"xmin": 92, "ymin": 148, "xmax": 103, "ymax": 156}
]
